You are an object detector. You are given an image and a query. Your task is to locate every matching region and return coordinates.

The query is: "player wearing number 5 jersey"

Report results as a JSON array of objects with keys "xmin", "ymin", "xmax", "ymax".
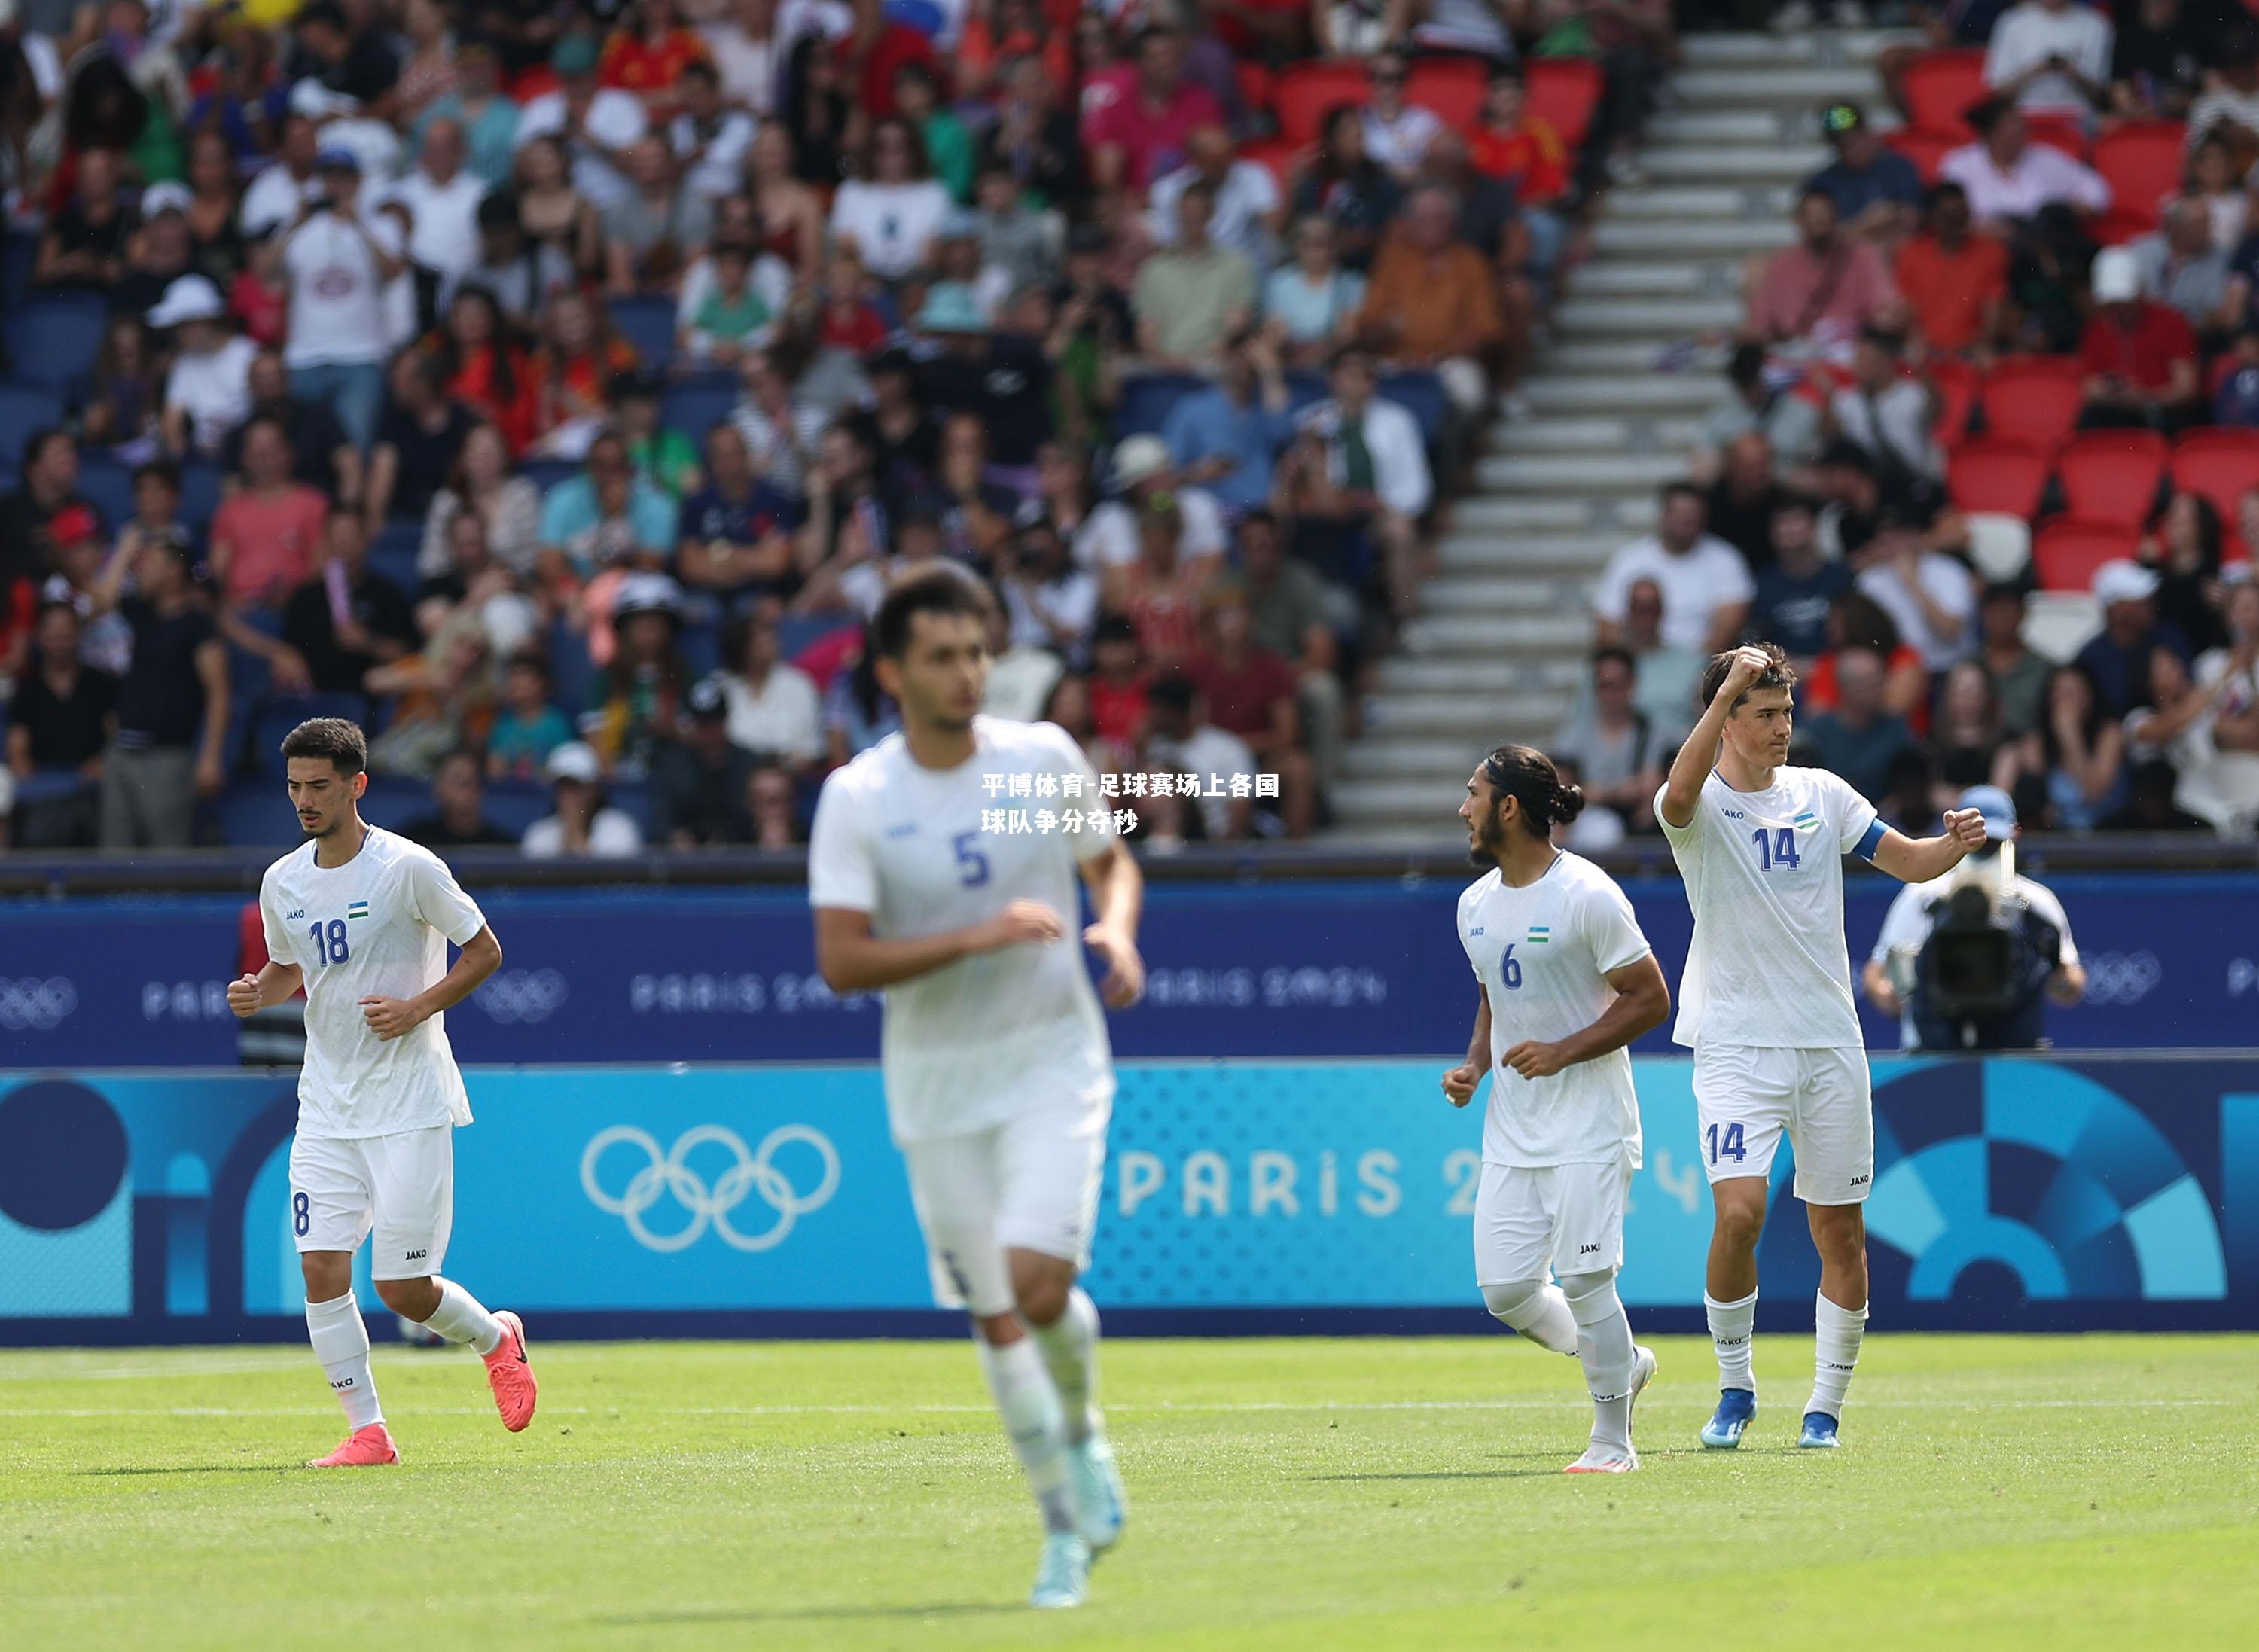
[
  {"xmin": 1656, "ymin": 645, "xmax": 1986, "ymax": 1450},
  {"xmin": 808, "ymin": 568, "xmax": 1147, "ymax": 1611},
  {"xmin": 229, "ymin": 718, "xmax": 535, "ymax": 1470},
  {"xmin": 1445, "ymin": 746, "xmax": 1672, "ymax": 1473}
]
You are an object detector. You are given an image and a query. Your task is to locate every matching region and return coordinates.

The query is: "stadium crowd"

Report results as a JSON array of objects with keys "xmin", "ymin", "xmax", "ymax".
[
  {"xmin": 1545, "ymin": 0, "xmax": 2259, "ymax": 849},
  {"xmin": 0, "ymin": 0, "xmax": 1674, "ymax": 854}
]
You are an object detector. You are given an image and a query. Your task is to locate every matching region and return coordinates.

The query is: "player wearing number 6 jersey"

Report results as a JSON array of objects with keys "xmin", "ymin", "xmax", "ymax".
[
  {"xmin": 1445, "ymin": 746, "xmax": 1672, "ymax": 1474},
  {"xmin": 1656, "ymin": 645, "xmax": 1986, "ymax": 1450},
  {"xmin": 808, "ymin": 568, "xmax": 1146, "ymax": 1611},
  {"xmin": 228, "ymin": 718, "xmax": 535, "ymax": 1469}
]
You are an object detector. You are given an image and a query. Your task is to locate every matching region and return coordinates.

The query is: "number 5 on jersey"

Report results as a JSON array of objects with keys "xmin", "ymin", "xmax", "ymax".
[{"xmin": 951, "ymin": 831, "xmax": 990, "ymax": 888}]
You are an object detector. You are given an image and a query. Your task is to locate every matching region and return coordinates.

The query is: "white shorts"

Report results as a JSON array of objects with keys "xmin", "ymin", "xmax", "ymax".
[
  {"xmin": 900, "ymin": 1099, "xmax": 1109, "ymax": 1318},
  {"xmin": 289, "ymin": 1126, "xmax": 455, "ymax": 1279},
  {"xmin": 1693, "ymin": 1044, "xmax": 1873, "ymax": 1205},
  {"xmin": 1472, "ymin": 1158, "xmax": 1631, "ymax": 1287}
]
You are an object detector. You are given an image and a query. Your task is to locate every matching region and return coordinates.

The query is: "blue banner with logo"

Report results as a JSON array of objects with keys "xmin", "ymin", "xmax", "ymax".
[
  {"xmin": 1, "ymin": 1056, "xmax": 2252, "ymax": 1343},
  {"xmin": 1, "ymin": 873, "xmax": 2255, "ymax": 1067}
]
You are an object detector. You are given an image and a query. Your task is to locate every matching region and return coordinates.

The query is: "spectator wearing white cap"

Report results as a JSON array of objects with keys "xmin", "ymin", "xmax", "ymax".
[
  {"xmin": 523, "ymin": 740, "xmax": 647, "ymax": 857},
  {"xmin": 2078, "ymin": 244, "xmax": 2200, "ymax": 433},
  {"xmin": 114, "ymin": 182, "xmax": 200, "ymax": 319},
  {"xmin": 280, "ymin": 146, "xmax": 406, "ymax": 454},
  {"xmin": 1074, "ymin": 434, "xmax": 1228, "ymax": 575},
  {"xmin": 2077, "ymin": 558, "xmax": 2191, "ymax": 715},
  {"xmin": 151, "ymin": 275, "xmax": 258, "ymax": 459},
  {"xmin": 1864, "ymin": 785, "xmax": 2086, "ymax": 1050}
]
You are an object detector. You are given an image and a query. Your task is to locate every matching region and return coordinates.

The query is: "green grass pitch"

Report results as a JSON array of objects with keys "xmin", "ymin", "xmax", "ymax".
[{"xmin": 2, "ymin": 1335, "xmax": 2254, "ymax": 1650}]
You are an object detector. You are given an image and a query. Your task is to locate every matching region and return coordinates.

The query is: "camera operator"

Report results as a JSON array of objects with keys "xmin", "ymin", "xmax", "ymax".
[{"xmin": 1862, "ymin": 785, "xmax": 2087, "ymax": 1050}]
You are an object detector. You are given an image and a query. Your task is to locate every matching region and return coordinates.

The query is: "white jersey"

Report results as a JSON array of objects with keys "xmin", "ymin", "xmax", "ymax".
[
  {"xmin": 1656, "ymin": 765, "xmax": 1880, "ymax": 1051},
  {"xmin": 1458, "ymin": 852, "xmax": 1651, "ymax": 1169},
  {"xmin": 259, "ymin": 826, "xmax": 489, "ymax": 1139},
  {"xmin": 807, "ymin": 715, "xmax": 1116, "ymax": 1145}
]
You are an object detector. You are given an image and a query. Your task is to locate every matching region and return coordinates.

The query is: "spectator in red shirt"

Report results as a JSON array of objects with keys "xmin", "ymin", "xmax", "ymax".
[
  {"xmin": 1105, "ymin": 492, "xmax": 1215, "ymax": 671},
  {"xmin": 1084, "ymin": 24, "xmax": 1224, "ymax": 195},
  {"xmin": 835, "ymin": 0, "xmax": 940, "ymax": 123},
  {"xmin": 1187, "ymin": 583, "xmax": 1315, "ymax": 837},
  {"xmin": 1895, "ymin": 182, "xmax": 2008, "ymax": 358},
  {"xmin": 599, "ymin": 0, "xmax": 712, "ymax": 120},
  {"xmin": 1085, "ymin": 613, "xmax": 1150, "ymax": 769},
  {"xmin": 1470, "ymin": 66, "xmax": 1569, "ymax": 210},
  {"xmin": 1748, "ymin": 187, "xmax": 1900, "ymax": 357},
  {"xmin": 2081, "ymin": 245, "xmax": 2201, "ymax": 431}
]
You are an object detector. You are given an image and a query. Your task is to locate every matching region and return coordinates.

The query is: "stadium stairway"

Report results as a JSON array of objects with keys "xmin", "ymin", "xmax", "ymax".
[{"xmin": 1331, "ymin": 29, "xmax": 1898, "ymax": 843}]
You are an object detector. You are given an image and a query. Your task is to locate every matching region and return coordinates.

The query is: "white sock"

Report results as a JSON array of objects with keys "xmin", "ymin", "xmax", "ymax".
[
  {"xmin": 305, "ymin": 1292, "xmax": 383, "ymax": 1430},
  {"xmin": 1808, "ymin": 1291, "xmax": 1868, "ymax": 1420},
  {"xmin": 1029, "ymin": 1288, "xmax": 1101, "ymax": 1446},
  {"xmin": 1481, "ymin": 1280, "xmax": 1581, "ymax": 1356},
  {"xmin": 1561, "ymin": 1272, "xmax": 1637, "ymax": 1452},
  {"xmin": 419, "ymin": 1278, "xmax": 504, "ymax": 1356},
  {"xmin": 975, "ymin": 1333, "xmax": 1078, "ymax": 1535},
  {"xmin": 1706, "ymin": 1288, "xmax": 1758, "ymax": 1393}
]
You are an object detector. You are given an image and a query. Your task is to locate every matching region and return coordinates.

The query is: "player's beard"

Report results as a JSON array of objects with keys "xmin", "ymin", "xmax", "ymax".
[{"xmin": 1466, "ymin": 808, "xmax": 1506, "ymax": 870}]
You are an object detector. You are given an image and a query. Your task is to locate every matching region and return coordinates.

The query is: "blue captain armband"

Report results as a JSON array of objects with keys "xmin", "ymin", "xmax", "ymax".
[{"xmin": 1854, "ymin": 819, "xmax": 1887, "ymax": 861}]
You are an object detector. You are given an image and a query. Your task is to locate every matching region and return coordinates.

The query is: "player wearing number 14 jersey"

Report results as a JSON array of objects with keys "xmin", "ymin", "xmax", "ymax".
[
  {"xmin": 1656, "ymin": 646, "xmax": 1985, "ymax": 1450},
  {"xmin": 1445, "ymin": 746, "xmax": 1672, "ymax": 1473},
  {"xmin": 228, "ymin": 718, "xmax": 536, "ymax": 1468}
]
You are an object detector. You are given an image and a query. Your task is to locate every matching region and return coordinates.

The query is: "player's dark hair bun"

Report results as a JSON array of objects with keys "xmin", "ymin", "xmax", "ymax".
[
  {"xmin": 1481, "ymin": 744, "xmax": 1580, "ymax": 839},
  {"xmin": 1551, "ymin": 780, "xmax": 1586, "ymax": 827}
]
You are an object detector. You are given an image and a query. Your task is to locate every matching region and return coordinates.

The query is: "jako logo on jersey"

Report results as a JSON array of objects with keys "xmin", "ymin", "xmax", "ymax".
[
  {"xmin": 1578, "ymin": 1242, "xmax": 1601, "ymax": 1254},
  {"xmin": 286, "ymin": 909, "xmax": 306, "ymax": 920},
  {"xmin": 1849, "ymin": 1175, "xmax": 1870, "ymax": 1187},
  {"xmin": 401, "ymin": 1249, "xmax": 426, "ymax": 1262},
  {"xmin": 581, "ymin": 1124, "xmax": 840, "ymax": 1253},
  {"xmin": 883, "ymin": 822, "xmax": 918, "ymax": 839},
  {"xmin": 1468, "ymin": 927, "xmax": 1485, "ymax": 937},
  {"xmin": 1721, "ymin": 809, "xmax": 1745, "ymax": 820},
  {"xmin": 474, "ymin": 969, "xmax": 569, "ymax": 1024}
]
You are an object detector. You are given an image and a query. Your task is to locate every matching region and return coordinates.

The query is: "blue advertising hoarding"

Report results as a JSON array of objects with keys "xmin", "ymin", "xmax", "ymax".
[
  {"xmin": 1, "ymin": 873, "xmax": 2255, "ymax": 1067},
  {"xmin": 1, "ymin": 1056, "xmax": 2252, "ymax": 1344}
]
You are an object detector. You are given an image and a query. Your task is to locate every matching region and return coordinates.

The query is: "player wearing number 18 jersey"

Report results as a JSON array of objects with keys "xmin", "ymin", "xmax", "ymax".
[
  {"xmin": 1656, "ymin": 645, "xmax": 1986, "ymax": 1450},
  {"xmin": 227, "ymin": 718, "xmax": 536, "ymax": 1469},
  {"xmin": 808, "ymin": 568, "xmax": 1147, "ymax": 1611},
  {"xmin": 1444, "ymin": 747, "xmax": 1672, "ymax": 1473}
]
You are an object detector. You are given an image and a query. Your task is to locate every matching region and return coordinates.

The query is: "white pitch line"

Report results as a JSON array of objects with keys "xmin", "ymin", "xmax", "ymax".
[{"xmin": 0, "ymin": 1397, "xmax": 2233, "ymax": 1420}]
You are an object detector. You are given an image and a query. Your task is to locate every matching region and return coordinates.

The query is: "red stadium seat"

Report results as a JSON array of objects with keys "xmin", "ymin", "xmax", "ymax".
[
  {"xmin": 1980, "ymin": 355, "xmax": 2086, "ymax": 451},
  {"xmin": 1928, "ymin": 357, "xmax": 1981, "ymax": 446},
  {"xmin": 1236, "ymin": 61, "xmax": 1274, "ymax": 122},
  {"xmin": 1275, "ymin": 62, "xmax": 1370, "ymax": 144},
  {"xmin": 1947, "ymin": 437, "xmax": 2053, "ymax": 517},
  {"xmin": 2032, "ymin": 516, "xmax": 2141, "ymax": 590},
  {"xmin": 2169, "ymin": 428, "xmax": 2259, "ymax": 521},
  {"xmin": 1886, "ymin": 127, "xmax": 1961, "ymax": 185},
  {"xmin": 2056, "ymin": 431, "xmax": 2168, "ymax": 526},
  {"xmin": 2088, "ymin": 206, "xmax": 2158, "ymax": 246},
  {"xmin": 1901, "ymin": 50, "xmax": 1986, "ymax": 134},
  {"xmin": 1407, "ymin": 59, "xmax": 1486, "ymax": 130},
  {"xmin": 1526, "ymin": 58, "xmax": 1602, "ymax": 150},
  {"xmin": 2093, "ymin": 121, "xmax": 2187, "ymax": 230},
  {"xmin": 1240, "ymin": 136, "xmax": 1306, "ymax": 192},
  {"xmin": 2023, "ymin": 115, "xmax": 2090, "ymax": 164}
]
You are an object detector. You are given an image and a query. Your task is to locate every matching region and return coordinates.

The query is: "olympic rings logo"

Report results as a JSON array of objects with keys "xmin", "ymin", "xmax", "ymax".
[
  {"xmin": 0, "ymin": 978, "xmax": 78, "ymax": 1032},
  {"xmin": 580, "ymin": 1125, "xmax": 841, "ymax": 1252},
  {"xmin": 2081, "ymin": 951, "xmax": 2163, "ymax": 1007},
  {"xmin": 474, "ymin": 969, "xmax": 569, "ymax": 1024}
]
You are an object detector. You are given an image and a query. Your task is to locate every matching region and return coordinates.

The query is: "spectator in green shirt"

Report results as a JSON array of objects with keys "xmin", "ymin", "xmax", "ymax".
[
  {"xmin": 612, "ymin": 372, "xmax": 703, "ymax": 499},
  {"xmin": 895, "ymin": 60, "xmax": 973, "ymax": 204}
]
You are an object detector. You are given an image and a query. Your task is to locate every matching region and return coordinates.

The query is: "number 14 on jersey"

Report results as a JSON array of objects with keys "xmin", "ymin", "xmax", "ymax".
[{"xmin": 1751, "ymin": 828, "xmax": 1800, "ymax": 872}]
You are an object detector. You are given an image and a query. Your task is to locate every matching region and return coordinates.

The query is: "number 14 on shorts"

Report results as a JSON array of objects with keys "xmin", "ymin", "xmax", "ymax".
[{"xmin": 1706, "ymin": 1121, "xmax": 1747, "ymax": 1166}]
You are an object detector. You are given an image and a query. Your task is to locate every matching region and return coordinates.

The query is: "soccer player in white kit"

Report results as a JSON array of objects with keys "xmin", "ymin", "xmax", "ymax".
[
  {"xmin": 808, "ymin": 568, "xmax": 1145, "ymax": 1611},
  {"xmin": 1443, "ymin": 745, "xmax": 1672, "ymax": 1473},
  {"xmin": 227, "ymin": 718, "xmax": 537, "ymax": 1468},
  {"xmin": 1657, "ymin": 646, "xmax": 1985, "ymax": 1450}
]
